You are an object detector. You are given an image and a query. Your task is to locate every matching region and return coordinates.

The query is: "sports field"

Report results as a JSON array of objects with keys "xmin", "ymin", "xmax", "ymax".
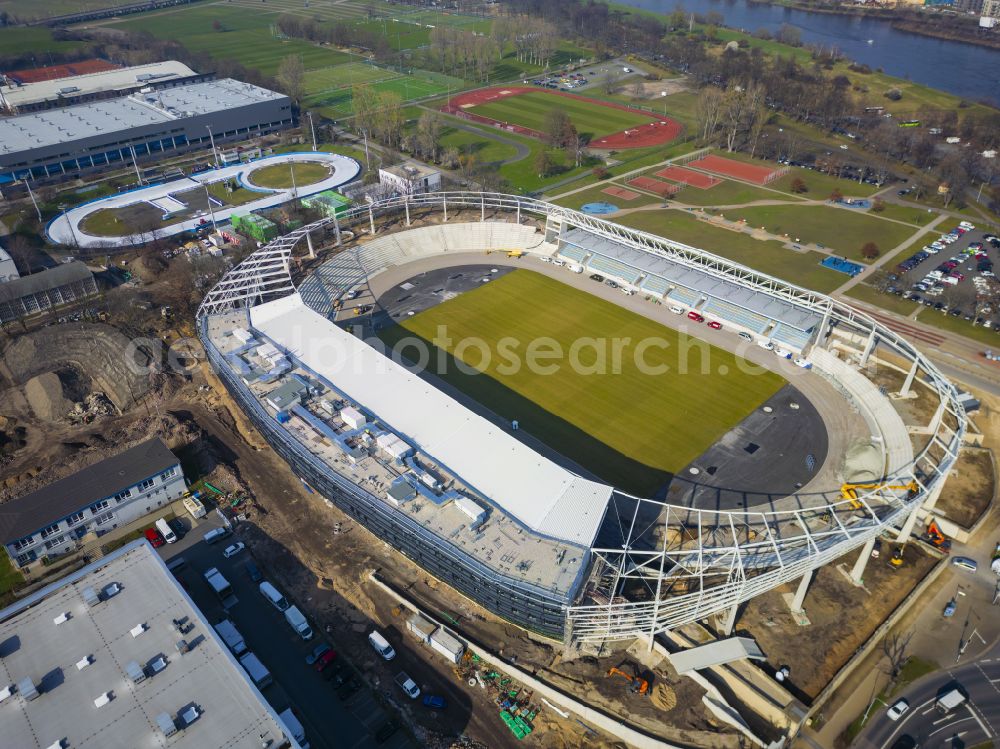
[
  {"xmin": 305, "ymin": 66, "xmax": 464, "ymax": 116},
  {"xmin": 469, "ymin": 91, "xmax": 655, "ymax": 139},
  {"xmin": 378, "ymin": 270, "xmax": 784, "ymax": 495}
]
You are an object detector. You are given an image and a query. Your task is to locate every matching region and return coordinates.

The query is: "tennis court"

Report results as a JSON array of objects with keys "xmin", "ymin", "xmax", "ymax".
[
  {"xmin": 655, "ymin": 165, "xmax": 721, "ymax": 189},
  {"xmin": 602, "ymin": 186, "xmax": 641, "ymax": 201},
  {"xmin": 688, "ymin": 155, "xmax": 789, "ymax": 185},
  {"xmin": 626, "ymin": 177, "xmax": 681, "ymax": 197}
]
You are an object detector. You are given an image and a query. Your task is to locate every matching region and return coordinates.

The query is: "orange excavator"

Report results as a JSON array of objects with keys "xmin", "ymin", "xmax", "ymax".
[
  {"xmin": 607, "ymin": 666, "xmax": 649, "ymax": 696},
  {"xmin": 921, "ymin": 520, "xmax": 952, "ymax": 553}
]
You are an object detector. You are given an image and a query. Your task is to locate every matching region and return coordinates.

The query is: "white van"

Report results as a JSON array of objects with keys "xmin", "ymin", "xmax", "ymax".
[
  {"xmin": 368, "ymin": 630, "xmax": 396, "ymax": 660},
  {"xmin": 155, "ymin": 517, "xmax": 177, "ymax": 544},
  {"xmin": 259, "ymin": 581, "xmax": 290, "ymax": 612},
  {"xmin": 669, "ymin": 305, "xmax": 685, "ymax": 315},
  {"xmin": 203, "ymin": 527, "xmax": 230, "ymax": 545}
]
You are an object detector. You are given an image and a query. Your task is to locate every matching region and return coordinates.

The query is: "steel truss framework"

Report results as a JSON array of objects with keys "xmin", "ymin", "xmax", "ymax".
[{"xmin": 198, "ymin": 192, "xmax": 966, "ymax": 643}]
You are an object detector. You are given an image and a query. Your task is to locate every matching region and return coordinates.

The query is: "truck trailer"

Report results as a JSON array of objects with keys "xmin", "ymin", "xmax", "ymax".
[
  {"xmin": 213, "ymin": 619, "xmax": 247, "ymax": 656},
  {"xmin": 239, "ymin": 652, "xmax": 272, "ymax": 689}
]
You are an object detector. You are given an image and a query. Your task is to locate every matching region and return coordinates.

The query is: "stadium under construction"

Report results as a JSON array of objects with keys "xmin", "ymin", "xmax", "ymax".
[{"xmin": 198, "ymin": 193, "xmax": 965, "ymax": 644}]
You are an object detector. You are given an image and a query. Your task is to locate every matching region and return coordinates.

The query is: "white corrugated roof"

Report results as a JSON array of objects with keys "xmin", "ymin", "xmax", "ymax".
[
  {"xmin": 250, "ymin": 294, "xmax": 612, "ymax": 547},
  {"xmin": 668, "ymin": 637, "xmax": 766, "ymax": 674}
]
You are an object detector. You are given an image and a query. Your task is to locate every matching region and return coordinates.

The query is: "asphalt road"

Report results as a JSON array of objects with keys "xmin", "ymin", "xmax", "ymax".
[
  {"xmin": 157, "ymin": 517, "xmax": 408, "ymax": 749},
  {"xmin": 856, "ymin": 655, "xmax": 1000, "ymax": 749}
]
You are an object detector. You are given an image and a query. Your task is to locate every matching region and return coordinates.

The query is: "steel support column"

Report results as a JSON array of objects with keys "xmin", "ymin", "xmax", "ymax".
[
  {"xmin": 928, "ymin": 398, "xmax": 947, "ymax": 435},
  {"xmin": 790, "ymin": 570, "xmax": 813, "ymax": 613},
  {"xmin": 900, "ymin": 358, "xmax": 919, "ymax": 397},
  {"xmin": 404, "ymin": 198, "xmax": 410, "ymax": 227},
  {"xmin": 333, "ymin": 214, "xmax": 342, "ymax": 247},
  {"xmin": 850, "ymin": 537, "xmax": 877, "ymax": 585},
  {"xmin": 369, "ymin": 205, "xmax": 376, "ymax": 236},
  {"xmin": 720, "ymin": 603, "xmax": 740, "ymax": 636},
  {"xmin": 860, "ymin": 328, "xmax": 877, "ymax": 367},
  {"xmin": 305, "ymin": 230, "xmax": 315, "ymax": 259},
  {"xmin": 895, "ymin": 502, "xmax": 923, "ymax": 542}
]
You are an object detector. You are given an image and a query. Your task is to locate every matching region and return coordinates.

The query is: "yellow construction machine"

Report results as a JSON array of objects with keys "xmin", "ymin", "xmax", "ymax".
[{"xmin": 840, "ymin": 481, "xmax": 918, "ymax": 510}]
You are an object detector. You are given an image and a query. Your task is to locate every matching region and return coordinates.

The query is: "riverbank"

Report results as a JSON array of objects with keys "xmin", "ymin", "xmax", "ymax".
[{"xmin": 746, "ymin": 0, "xmax": 1000, "ymax": 53}]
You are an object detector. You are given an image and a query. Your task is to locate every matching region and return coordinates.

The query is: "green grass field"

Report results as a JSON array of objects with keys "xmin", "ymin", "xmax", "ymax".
[
  {"xmin": 0, "ymin": 26, "xmax": 90, "ymax": 56},
  {"xmin": 470, "ymin": 91, "xmax": 655, "ymax": 140},
  {"xmin": 378, "ymin": 270, "xmax": 784, "ymax": 495},
  {"xmin": 306, "ymin": 67, "xmax": 464, "ymax": 116},
  {"xmin": 614, "ymin": 209, "xmax": 846, "ymax": 293},
  {"xmin": 732, "ymin": 204, "xmax": 924, "ymax": 260},
  {"xmin": 248, "ymin": 161, "xmax": 329, "ymax": 189}
]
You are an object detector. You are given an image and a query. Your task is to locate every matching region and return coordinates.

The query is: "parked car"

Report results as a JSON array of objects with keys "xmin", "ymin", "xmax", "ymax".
[
  {"xmin": 422, "ymin": 695, "xmax": 447, "ymax": 709},
  {"xmin": 314, "ymin": 649, "xmax": 337, "ymax": 672},
  {"xmin": 757, "ymin": 339, "xmax": 775, "ymax": 351},
  {"xmin": 943, "ymin": 599, "xmax": 957, "ymax": 618},
  {"xmin": 669, "ymin": 305, "xmax": 685, "ymax": 315},
  {"xmin": 305, "ymin": 642, "xmax": 332, "ymax": 666},
  {"xmin": 223, "ymin": 542, "xmax": 245, "ymax": 559},
  {"xmin": 707, "ymin": 320, "xmax": 722, "ymax": 330},
  {"xmin": 774, "ymin": 347, "xmax": 793, "ymax": 359},
  {"xmin": 793, "ymin": 357, "xmax": 812, "ymax": 369},
  {"xmin": 244, "ymin": 560, "xmax": 263, "ymax": 582},
  {"xmin": 144, "ymin": 528, "xmax": 165, "ymax": 548},
  {"xmin": 738, "ymin": 332, "xmax": 753, "ymax": 342},
  {"xmin": 687, "ymin": 311, "xmax": 704, "ymax": 323},
  {"xmin": 951, "ymin": 556, "xmax": 978, "ymax": 573},
  {"xmin": 589, "ymin": 273, "xmax": 604, "ymax": 282}
]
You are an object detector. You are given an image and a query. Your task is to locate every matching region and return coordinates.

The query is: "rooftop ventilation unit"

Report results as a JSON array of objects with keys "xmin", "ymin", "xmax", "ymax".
[
  {"xmin": 125, "ymin": 661, "xmax": 145, "ymax": 683},
  {"xmin": 0, "ymin": 683, "xmax": 14, "ymax": 703},
  {"xmin": 76, "ymin": 656, "xmax": 92, "ymax": 671},
  {"xmin": 180, "ymin": 705, "xmax": 200, "ymax": 725},
  {"xmin": 52, "ymin": 612, "xmax": 70, "ymax": 625},
  {"xmin": 46, "ymin": 741, "xmax": 65, "ymax": 749},
  {"xmin": 130, "ymin": 623, "xmax": 147, "ymax": 638},
  {"xmin": 18, "ymin": 677, "xmax": 39, "ymax": 701},
  {"xmin": 156, "ymin": 712, "xmax": 177, "ymax": 738},
  {"xmin": 93, "ymin": 691, "xmax": 111, "ymax": 708}
]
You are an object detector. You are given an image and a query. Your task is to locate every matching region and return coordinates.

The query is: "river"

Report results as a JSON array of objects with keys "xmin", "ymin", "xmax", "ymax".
[{"xmin": 620, "ymin": 0, "xmax": 1000, "ymax": 105}]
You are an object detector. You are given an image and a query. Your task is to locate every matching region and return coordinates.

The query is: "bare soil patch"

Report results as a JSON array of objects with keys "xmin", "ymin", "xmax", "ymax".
[
  {"xmin": 736, "ymin": 542, "xmax": 937, "ymax": 700},
  {"xmin": 935, "ymin": 448, "xmax": 994, "ymax": 528}
]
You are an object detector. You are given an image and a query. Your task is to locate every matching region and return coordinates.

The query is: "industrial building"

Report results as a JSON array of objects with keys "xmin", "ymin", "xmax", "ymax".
[
  {"xmin": 0, "ymin": 78, "xmax": 293, "ymax": 186},
  {"xmin": 0, "ymin": 541, "xmax": 297, "ymax": 749},
  {"xmin": 0, "ymin": 437, "xmax": 186, "ymax": 568},
  {"xmin": 0, "ymin": 261, "xmax": 97, "ymax": 323},
  {"xmin": 0, "ymin": 60, "xmax": 201, "ymax": 113}
]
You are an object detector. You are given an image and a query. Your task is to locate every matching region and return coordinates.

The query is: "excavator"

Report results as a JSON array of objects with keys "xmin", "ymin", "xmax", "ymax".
[
  {"xmin": 840, "ymin": 481, "xmax": 918, "ymax": 510},
  {"xmin": 921, "ymin": 520, "xmax": 952, "ymax": 553},
  {"xmin": 607, "ymin": 666, "xmax": 649, "ymax": 696}
]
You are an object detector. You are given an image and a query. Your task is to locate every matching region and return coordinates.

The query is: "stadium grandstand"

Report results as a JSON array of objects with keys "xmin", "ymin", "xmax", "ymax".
[{"xmin": 198, "ymin": 193, "xmax": 965, "ymax": 644}]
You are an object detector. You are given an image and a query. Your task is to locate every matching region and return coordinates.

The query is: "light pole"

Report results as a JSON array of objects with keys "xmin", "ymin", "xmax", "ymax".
[
  {"xmin": 59, "ymin": 203, "xmax": 79, "ymax": 249},
  {"xmin": 306, "ymin": 111, "xmax": 317, "ymax": 151},
  {"xmin": 202, "ymin": 183, "xmax": 218, "ymax": 233},
  {"xmin": 362, "ymin": 130, "xmax": 371, "ymax": 170},
  {"xmin": 25, "ymin": 179, "xmax": 42, "ymax": 222},
  {"xmin": 129, "ymin": 144, "xmax": 142, "ymax": 184},
  {"xmin": 206, "ymin": 124, "xmax": 220, "ymax": 168}
]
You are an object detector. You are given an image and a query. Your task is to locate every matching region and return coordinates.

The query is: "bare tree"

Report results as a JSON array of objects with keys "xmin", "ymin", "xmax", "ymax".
[
  {"xmin": 881, "ymin": 631, "xmax": 914, "ymax": 684},
  {"xmin": 277, "ymin": 54, "xmax": 305, "ymax": 104}
]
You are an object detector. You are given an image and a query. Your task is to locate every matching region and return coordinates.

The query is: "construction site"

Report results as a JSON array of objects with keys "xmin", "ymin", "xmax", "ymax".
[{"xmin": 0, "ymin": 194, "xmax": 995, "ymax": 749}]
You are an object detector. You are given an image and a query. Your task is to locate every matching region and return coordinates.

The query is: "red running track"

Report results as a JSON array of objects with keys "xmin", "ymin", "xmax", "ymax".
[{"xmin": 440, "ymin": 87, "xmax": 682, "ymax": 150}]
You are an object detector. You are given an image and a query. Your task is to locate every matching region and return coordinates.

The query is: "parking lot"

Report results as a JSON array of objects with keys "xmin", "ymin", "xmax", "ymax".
[
  {"xmin": 157, "ymin": 516, "xmax": 414, "ymax": 749},
  {"xmin": 887, "ymin": 220, "xmax": 1000, "ymax": 329}
]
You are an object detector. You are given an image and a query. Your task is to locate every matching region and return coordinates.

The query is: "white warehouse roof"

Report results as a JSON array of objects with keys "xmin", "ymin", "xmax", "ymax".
[
  {"xmin": 250, "ymin": 294, "xmax": 613, "ymax": 547},
  {"xmin": 0, "ymin": 60, "xmax": 197, "ymax": 110}
]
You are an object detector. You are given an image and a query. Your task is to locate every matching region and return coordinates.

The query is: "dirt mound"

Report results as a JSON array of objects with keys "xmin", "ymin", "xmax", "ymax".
[
  {"xmin": 23, "ymin": 372, "xmax": 73, "ymax": 421},
  {"xmin": 133, "ymin": 253, "xmax": 167, "ymax": 281},
  {"xmin": 651, "ymin": 683, "xmax": 677, "ymax": 711}
]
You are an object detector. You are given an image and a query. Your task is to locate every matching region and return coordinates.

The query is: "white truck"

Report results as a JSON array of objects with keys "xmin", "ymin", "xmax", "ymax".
[
  {"xmin": 238, "ymin": 652, "xmax": 272, "ymax": 689},
  {"xmin": 183, "ymin": 494, "xmax": 206, "ymax": 519},
  {"xmin": 284, "ymin": 605, "xmax": 313, "ymax": 640},
  {"xmin": 213, "ymin": 619, "xmax": 247, "ymax": 656},
  {"xmin": 204, "ymin": 568, "xmax": 233, "ymax": 599},
  {"xmin": 278, "ymin": 708, "xmax": 309, "ymax": 749},
  {"xmin": 935, "ymin": 688, "xmax": 967, "ymax": 713}
]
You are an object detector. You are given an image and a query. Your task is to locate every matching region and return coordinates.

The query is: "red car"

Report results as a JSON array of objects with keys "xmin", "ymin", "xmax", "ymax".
[
  {"xmin": 687, "ymin": 311, "xmax": 705, "ymax": 323},
  {"xmin": 144, "ymin": 528, "xmax": 165, "ymax": 548},
  {"xmin": 950, "ymin": 272, "xmax": 965, "ymax": 281},
  {"xmin": 314, "ymin": 649, "xmax": 337, "ymax": 672},
  {"xmin": 707, "ymin": 321, "xmax": 722, "ymax": 330}
]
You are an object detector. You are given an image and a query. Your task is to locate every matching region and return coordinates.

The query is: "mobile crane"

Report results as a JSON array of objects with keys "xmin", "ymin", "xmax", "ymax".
[{"xmin": 840, "ymin": 481, "xmax": 918, "ymax": 510}]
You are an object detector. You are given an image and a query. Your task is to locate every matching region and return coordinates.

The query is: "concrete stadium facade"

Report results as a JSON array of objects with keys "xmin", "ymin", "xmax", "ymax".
[{"xmin": 197, "ymin": 192, "xmax": 966, "ymax": 644}]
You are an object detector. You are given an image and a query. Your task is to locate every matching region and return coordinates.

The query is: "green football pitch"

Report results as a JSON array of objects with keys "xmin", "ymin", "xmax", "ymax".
[
  {"xmin": 378, "ymin": 270, "xmax": 784, "ymax": 495},
  {"xmin": 469, "ymin": 91, "xmax": 655, "ymax": 140}
]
